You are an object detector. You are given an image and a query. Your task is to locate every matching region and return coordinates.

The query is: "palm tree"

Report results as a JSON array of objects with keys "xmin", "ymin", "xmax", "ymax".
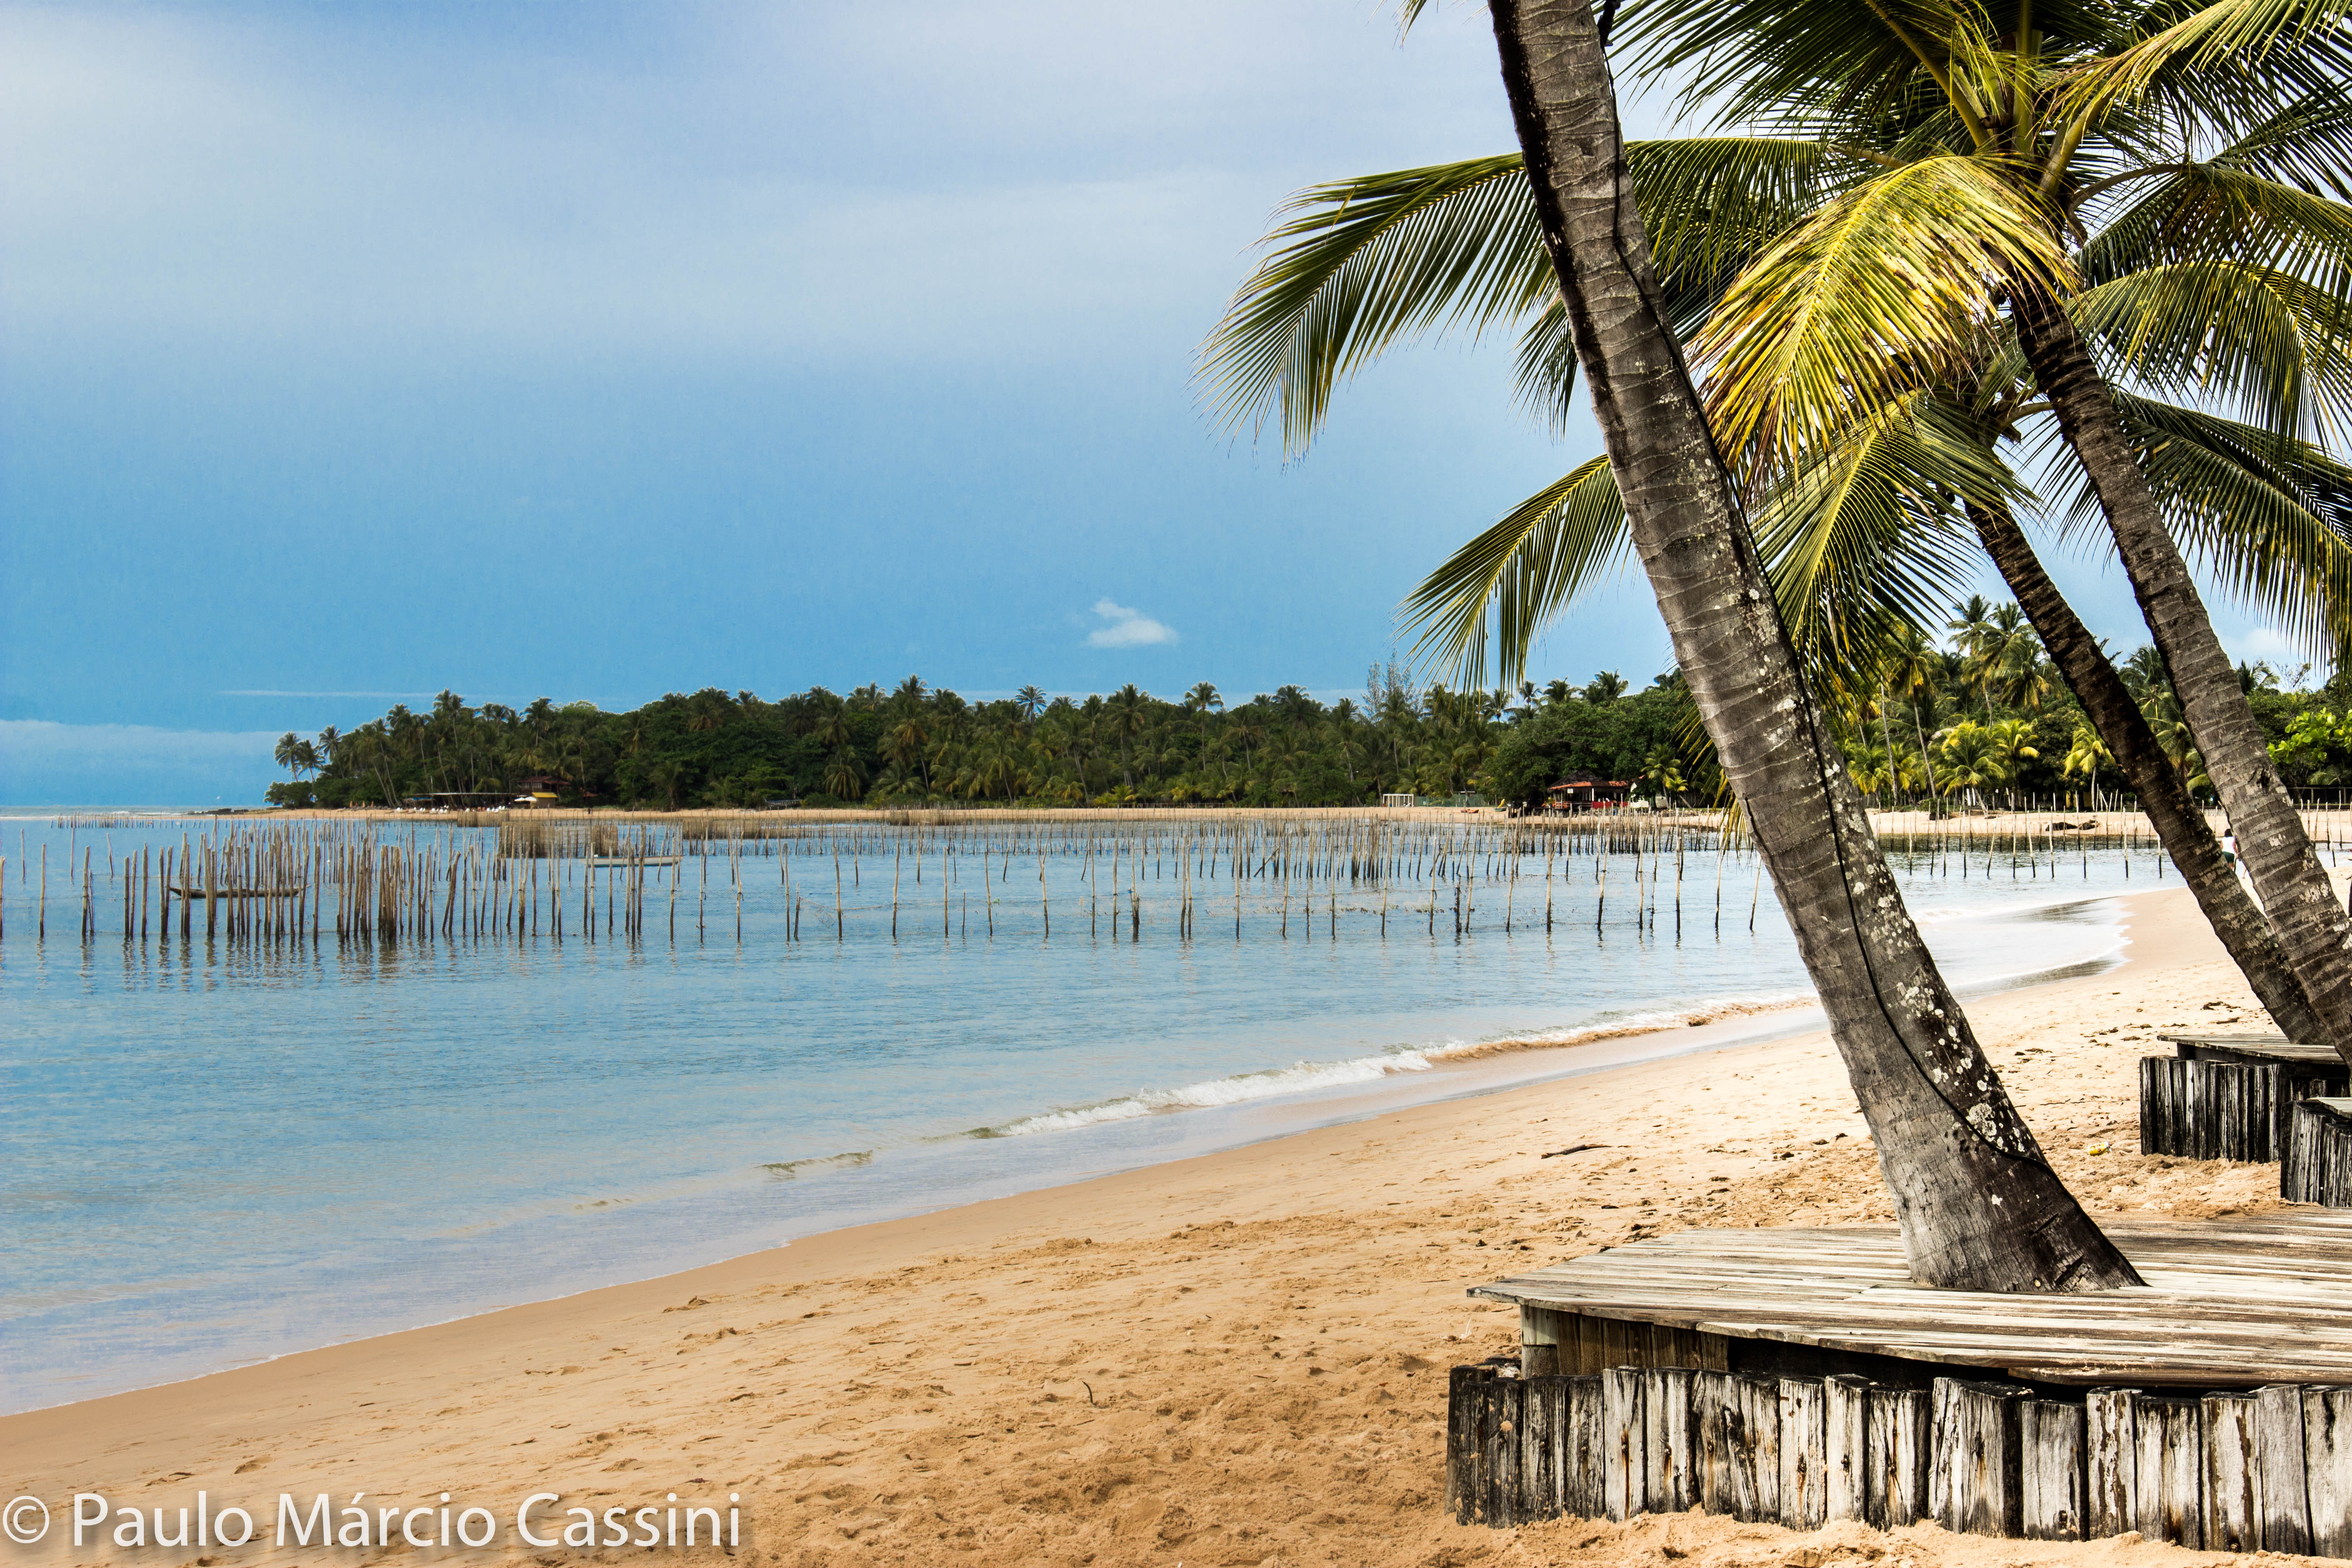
[
  {"xmin": 885, "ymin": 716, "xmax": 931, "ymax": 792},
  {"xmin": 274, "ymin": 732, "xmax": 307, "ymax": 782},
  {"xmin": 2063, "ymin": 725, "xmax": 2114, "ymax": 809},
  {"xmin": 822, "ymin": 750, "xmax": 865, "ymax": 803},
  {"xmin": 1630, "ymin": 0, "xmax": 2352, "ymax": 1052},
  {"xmin": 1104, "ymin": 684, "xmax": 1147, "ymax": 789},
  {"xmin": 1205, "ymin": 0, "xmax": 2137, "ymax": 1290},
  {"xmin": 1183, "ymin": 680, "xmax": 1223, "ymax": 761},
  {"xmin": 1013, "ymin": 685, "xmax": 1046, "ymax": 725},
  {"xmin": 1207, "ymin": 4, "xmax": 2352, "ymax": 1049},
  {"xmin": 1583, "ymin": 670, "xmax": 1627, "ymax": 705}
]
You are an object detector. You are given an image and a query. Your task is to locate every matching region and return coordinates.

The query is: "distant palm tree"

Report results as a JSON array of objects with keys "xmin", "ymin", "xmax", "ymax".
[
  {"xmin": 822, "ymin": 750, "xmax": 866, "ymax": 802},
  {"xmin": 885, "ymin": 717, "xmax": 931, "ymax": 791},
  {"xmin": 1583, "ymin": 671, "xmax": 1627, "ymax": 705},
  {"xmin": 1104, "ymin": 684, "xmax": 1147, "ymax": 789},
  {"xmin": 1014, "ymin": 685, "xmax": 1047, "ymax": 724}
]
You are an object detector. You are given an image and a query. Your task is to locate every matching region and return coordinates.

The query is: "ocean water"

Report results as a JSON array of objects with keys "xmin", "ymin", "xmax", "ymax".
[{"xmin": 0, "ymin": 813, "xmax": 2155, "ymax": 1412}]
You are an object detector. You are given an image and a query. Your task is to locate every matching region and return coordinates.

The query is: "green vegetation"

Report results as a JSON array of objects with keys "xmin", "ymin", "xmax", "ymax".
[{"xmin": 272, "ymin": 616, "xmax": 2342, "ymax": 811}]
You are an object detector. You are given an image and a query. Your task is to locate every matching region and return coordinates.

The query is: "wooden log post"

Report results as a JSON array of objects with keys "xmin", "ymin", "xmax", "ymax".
[
  {"xmin": 1932, "ymin": 1379, "xmax": 2025, "ymax": 1538},
  {"xmin": 1823, "ymin": 1374, "xmax": 1868, "ymax": 1524},
  {"xmin": 1602, "ymin": 1366, "xmax": 1648, "ymax": 1521},
  {"xmin": 1694, "ymin": 1369, "xmax": 1736, "ymax": 1517},
  {"xmin": 1779, "ymin": 1377, "xmax": 1828, "ymax": 1530},
  {"xmin": 2020, "ymin": 1399, "xmax": 2086, "ymax": 1540},
  {"xmin": 1642, "ymin": 1367, "xmax": 1695, "ymax": 1514},
  {"xmin": 1729, "ymin": 1374, "xmax": 1782, "ymax": 1524},
  {"xmin": 1486, "ymin": 1374, "xmax": 1526, "ymax": 1527},
  {"xmin": 1447, "ymin": 1365, "xmax": 1493, "ymax": 1524},
  {"xmin": 1522, "ymin": 1376, "xmax": 1565, "ymax": 1521},
  {"xmin": 2201, "ymin": 1392, "xmax": 2259, "ymax": 1553},
  {"xmin": 2307, "ymin": 1384, "xmax": 2352, "ymax": 1558},
  {"xmin": 2086, "ymin": 1387, "xmax": 2138, "ymax": 1539},
  {"xmin": 1563, "ymin": 1375, "xmax": 1606, "ymax": 1521},
  {"xmin": 2140, "ymin": 1055, "xmax": 2180, "ymax": 1156},
  {"xmin": 2132, "ymin": 1395, "xmax": 2204, "ymax": 1548},
  {"xmin": 2256, "ymin": 1384, "xmax": 2311, "ymax": 1555},
  {"xmin": 1865, "ymin": 1384, "xmax": 1931, "ymax": 1529}
]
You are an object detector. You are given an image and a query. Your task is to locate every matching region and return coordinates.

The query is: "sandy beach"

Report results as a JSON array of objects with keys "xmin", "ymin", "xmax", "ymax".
[{"xmin": 3, "ymin": 879, "xmax": 2320, "ymax": 1568}]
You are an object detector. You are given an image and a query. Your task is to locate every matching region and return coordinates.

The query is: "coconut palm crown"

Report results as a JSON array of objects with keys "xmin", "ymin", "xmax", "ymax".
[{"xmin": 1197, "ymin": 0, "xmax": 2352, "ymax": 696}]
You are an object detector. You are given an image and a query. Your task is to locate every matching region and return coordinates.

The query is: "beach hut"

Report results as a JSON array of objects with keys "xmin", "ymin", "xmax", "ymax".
[{"xmin": 1545, "ymin": 775, "xmax": 1629, "ymax": 814}]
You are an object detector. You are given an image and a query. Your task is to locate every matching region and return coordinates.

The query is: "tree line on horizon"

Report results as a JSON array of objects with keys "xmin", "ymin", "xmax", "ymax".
[{"xmin": 270, "ymin": 609, "xmax": 2352, "ymax": 813}]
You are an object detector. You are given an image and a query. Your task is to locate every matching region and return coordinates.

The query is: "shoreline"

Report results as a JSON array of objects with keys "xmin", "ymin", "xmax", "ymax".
[
  {"xmin": 0, "ymin": 880, "xmax": 2296, "ymax": 1567},
  {"xmin": 3, "ymin": 799, "xmax": 2263, "ymax": 841},
  {"xmin": 0, "ymin": 882, "xmax": 2130, "ymax": 1420}
]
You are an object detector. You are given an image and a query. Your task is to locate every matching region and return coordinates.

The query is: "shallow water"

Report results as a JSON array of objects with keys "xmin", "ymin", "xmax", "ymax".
[{"xmin": 0, "ymin": 813, "xmax": 2154, "ymax": 1411}]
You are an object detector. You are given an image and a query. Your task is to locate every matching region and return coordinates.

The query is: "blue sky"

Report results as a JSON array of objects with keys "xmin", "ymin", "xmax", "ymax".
[{"xmin": 0, "ymin": 1, "xmax": 2297, "ymax": 804}]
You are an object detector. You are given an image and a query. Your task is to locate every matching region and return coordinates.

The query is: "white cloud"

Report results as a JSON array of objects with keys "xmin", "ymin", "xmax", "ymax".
[{"xmin": 1085, "ymin": 598, "xmax": 1178, "ymax": 648}]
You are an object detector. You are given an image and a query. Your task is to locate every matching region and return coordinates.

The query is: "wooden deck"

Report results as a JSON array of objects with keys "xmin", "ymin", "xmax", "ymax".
[
  {"xmin": 1471, "ymin": 1214, "xmax": 2352, "ymax": 1389},
  {"xmin": 2159, "ymin": 1031, "xmax": 2347, "ymax": 1071}
]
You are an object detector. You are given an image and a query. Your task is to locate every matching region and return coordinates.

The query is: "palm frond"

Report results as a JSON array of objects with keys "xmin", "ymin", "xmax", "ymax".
[
  {"xmin": 2070, "ymin": 259, "xmax": 2352, "ymax": 436},
  {"xmin": 2204, "ymin": 87, "xmax": 2352, "ymax": 199},
  {"xmin": 1512, "ymin": 300, "xmax": 1583, "ymax": 434},
  {"xmin": 1617, "ymin": 0, "xmax": 2012, "ymax": 136},
  {"xmin": 2082, "ymin": 163, "xmax": 2352, "ymax": 283},
  {"xmin": 1755, "ymin": 393, "xmax": 2027, "ymax": 682},
  {"xmin": 2055, "ymin": 0, "xmax": 2352, "ymax": 130},
  {"xmin": 1696, "ymin": 155, "xmax": 2073, "ymax": 486},
  {"xmin": 1398, "ymin": 457, "xmax": 1630, "ymax": 690},
  {"xmin": 1199, "ymin": 139, "xmax": 1852, "ymax": 456},
  {"xmin": 2054, "ymin": 391, "xmax": 2352, "ymax": 652},
  {"xmin": 1197, "ymin": 157, "xmax": 1545, "ymax": 457}
]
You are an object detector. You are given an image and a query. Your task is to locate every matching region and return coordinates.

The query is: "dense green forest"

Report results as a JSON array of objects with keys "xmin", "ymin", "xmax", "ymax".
[{"xmin": 270, "ymin": 602, "xmax": 2352, "ymax": 811}]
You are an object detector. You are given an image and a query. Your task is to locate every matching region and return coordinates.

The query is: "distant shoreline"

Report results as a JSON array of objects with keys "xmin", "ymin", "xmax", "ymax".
[{"xmin": 11, "ymin": 800, "xmax": 2247, "ymax": 841}]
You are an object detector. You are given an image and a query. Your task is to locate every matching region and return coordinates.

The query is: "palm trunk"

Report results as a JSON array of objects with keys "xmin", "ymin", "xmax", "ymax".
[
  {"xmin": 1969, "ymin": 499, "xmax": 2328, "ymax": 1042},
  {"xmin": 2010, "ymin": 282, "xmax": 2352, "ymax": 1063},
  {"xmin": 1911, "ymin": 701, "xmax": 1940, "ymax": 804},
  {"xmin": 1486, "ymin": 0, "xmax": 2136, "ymax": 1291}
]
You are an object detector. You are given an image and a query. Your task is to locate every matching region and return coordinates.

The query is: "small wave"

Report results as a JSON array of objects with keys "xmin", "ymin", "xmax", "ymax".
[
  {"xmin": 760, "ymin": 1150, "xmax": 875, "ymax": 1179},
  {"xmin": 969, "ymin": 992, "xmax": 1820, "ymax": 1139}
]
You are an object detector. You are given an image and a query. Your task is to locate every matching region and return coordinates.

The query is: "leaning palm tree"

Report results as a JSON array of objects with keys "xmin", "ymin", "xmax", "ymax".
[
  {"xmin": 1202, "ymin": 0, "xmax": 2352, "ymax": 1050},
  {"xmin": 1633, "ymin": 0, "xmax": 2352, "ymax": 1049},
  {"xmin": 1210, "ymin": 0, "xmax": 2140, "ymax": 1289}
]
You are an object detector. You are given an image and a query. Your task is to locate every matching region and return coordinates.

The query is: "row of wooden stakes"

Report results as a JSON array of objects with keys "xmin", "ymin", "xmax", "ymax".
[{"xmin": 1446, "ymin": 1361, "xmax": 2352, "ymax": 1556}]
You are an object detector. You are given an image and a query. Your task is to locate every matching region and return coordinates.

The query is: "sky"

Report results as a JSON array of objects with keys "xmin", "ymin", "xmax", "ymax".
[{"xmin": 0, "ymin": 0, "xmax": 2303, "ymax": 804}]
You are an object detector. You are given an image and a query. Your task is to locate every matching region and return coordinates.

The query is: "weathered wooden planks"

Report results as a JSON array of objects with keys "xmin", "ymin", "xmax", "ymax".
[{"xmin": 1470, "ymin": 1215, "xmax": 2352, "ymax": 1387}]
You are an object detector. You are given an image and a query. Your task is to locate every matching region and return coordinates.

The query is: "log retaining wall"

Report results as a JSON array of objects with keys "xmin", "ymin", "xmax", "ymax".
[{"xmin": 1446, "ymin": 1362, "xmax": 2352, "ymax": 1553}]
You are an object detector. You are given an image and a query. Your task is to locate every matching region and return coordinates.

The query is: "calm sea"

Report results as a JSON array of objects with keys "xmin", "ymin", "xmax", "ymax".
[{"xmin": 0, "ymin": 811, "xmax": 2155, "ymax": 1412}]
